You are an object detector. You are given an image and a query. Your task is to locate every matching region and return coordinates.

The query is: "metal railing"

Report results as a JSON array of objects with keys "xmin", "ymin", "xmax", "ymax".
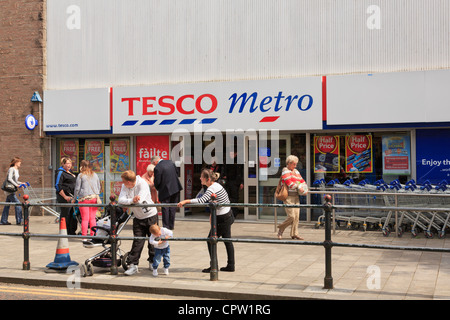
[{"xmin": 1, "ymin": 194, "xmax": 450, "ymax": 290}]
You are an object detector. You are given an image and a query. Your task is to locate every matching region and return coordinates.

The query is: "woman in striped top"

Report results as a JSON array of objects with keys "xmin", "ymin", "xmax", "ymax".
[
  {"xmin": 178, "ymin": 168, "xmax": 235, "ymax": 273},
  {"xmin": 277, "ymin": 155, "xmax": 307, "ymax": 240}
]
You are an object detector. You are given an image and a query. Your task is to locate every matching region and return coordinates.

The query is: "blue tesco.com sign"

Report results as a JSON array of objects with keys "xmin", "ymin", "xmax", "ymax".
[{"xmin": 416, "ymin": 129, "xmax": 450, "ymax": 184}]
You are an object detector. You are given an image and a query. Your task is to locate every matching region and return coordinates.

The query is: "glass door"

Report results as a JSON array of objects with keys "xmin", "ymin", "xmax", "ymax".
[
  {"xmin": 244, "ymin": 132, "xmax": 258, "ymax": 220},
  {"xmin": 258, "ymin": 134, "xmax": 291, "ymax": 220}
]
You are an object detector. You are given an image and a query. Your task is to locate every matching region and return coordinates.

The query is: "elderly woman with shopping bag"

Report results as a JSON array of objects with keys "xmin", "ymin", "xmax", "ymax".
[{"xmin": 276, "ymin": 155, "xmax": 308, "ymax": 240}]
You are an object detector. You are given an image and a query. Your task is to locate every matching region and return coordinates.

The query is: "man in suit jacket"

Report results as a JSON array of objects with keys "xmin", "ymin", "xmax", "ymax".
[{"xmin": 151, "ymin": 156, "xmax": 183, "ymax": 230}]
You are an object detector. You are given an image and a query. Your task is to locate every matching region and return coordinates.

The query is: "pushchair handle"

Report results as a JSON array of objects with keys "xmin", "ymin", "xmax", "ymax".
[{"xmin": 91, "ymin": 225, "xmax": 110, "ymax": 234}]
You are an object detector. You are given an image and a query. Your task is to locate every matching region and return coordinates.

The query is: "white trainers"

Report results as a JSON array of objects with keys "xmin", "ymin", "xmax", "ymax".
[
  {"xmin": 124, "ymin": 264, "xmax": 138, "ymax": 276},
  {"xmin": 163, "ymin": 268, "xmax": 169, "ymax": 275},
  {"xmin": 152, "ymin": 268, "xmax": 158, "ymax": 277}
]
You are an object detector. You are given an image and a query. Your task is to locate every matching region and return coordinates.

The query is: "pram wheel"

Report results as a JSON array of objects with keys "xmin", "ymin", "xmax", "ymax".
[
  {"xmin": 121, "ymin": 252, "xmax": 130, "ymax": 271},
  {"xmin": 81, "ymin": 263, "xmax": 94, "ymax": 277}
]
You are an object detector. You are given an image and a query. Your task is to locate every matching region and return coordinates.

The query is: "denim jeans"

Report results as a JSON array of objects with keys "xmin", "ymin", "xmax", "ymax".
[
  {"xmin": 1, "ymin": 193, "xmax": 22, "ymax": 224},
  {"xmin": 152, "ymin": 246, "xmax": 170, "ymax": 270}
]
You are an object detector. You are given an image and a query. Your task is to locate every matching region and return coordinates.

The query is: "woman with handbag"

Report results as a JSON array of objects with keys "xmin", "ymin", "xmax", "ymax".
[
  {"xmin": 276, "ymin": 155, "xmax": 308, "ymax": 240},
  {"xmin": 177, "ymin": 168, "xmax": 235, "ymax": 273},
  {"xmin": 1, "ymin": 157, "xmax": 24, "ymax": 225},
  {"xmin": 73, "ymin": 160, "xmax": 101, "ymax": 242}
]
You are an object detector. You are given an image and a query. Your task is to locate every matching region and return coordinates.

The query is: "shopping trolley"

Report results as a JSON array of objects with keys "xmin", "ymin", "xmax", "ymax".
[
  {"xmin": 390, "ymin": 180, "xmax": 446, "ymax": 238},
  {"xmin": 20, "ymin": 182, "xmax": 60, "ymax": 217}
]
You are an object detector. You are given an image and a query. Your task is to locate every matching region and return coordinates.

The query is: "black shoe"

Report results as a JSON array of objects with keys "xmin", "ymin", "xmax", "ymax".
[
  {"xmin": 220, "ymin": 265, "xmax": 235, "ymax": 272},
  {"xmin": 202, "ymin": 267, "xmax": 211, "ymax": 273},
  {"xmin": 1, "ymin": 222, "xmax": 11, "ymax": 225}
]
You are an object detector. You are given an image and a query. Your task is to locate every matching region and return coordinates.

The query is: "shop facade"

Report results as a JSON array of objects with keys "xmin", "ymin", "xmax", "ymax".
[
  {"xmin": 41, "ymin": 0, "xmax": 450, "ymax": 221},
  {"xmin": 43, "ymin": 69, "xmax": 450, "ymax": 222}
]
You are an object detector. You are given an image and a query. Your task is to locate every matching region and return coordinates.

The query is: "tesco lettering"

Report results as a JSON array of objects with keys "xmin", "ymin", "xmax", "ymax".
[
  {"xmin": 121, "ymin": 94, "xmax": 217, "ymax": 116},
  {"xmin": 120, "ymin": 90, "xmax": 314, "ymax": 117}
]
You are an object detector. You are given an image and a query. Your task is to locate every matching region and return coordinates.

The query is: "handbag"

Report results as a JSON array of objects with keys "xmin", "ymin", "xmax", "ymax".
[
  {"xmin": 85, "ymin": 174, "xmax": 102, "ymax": 204},
  {"xmin": 1, "ymin": 170, "xmax": 18, "ymax": 193},
  {"xmin": 275, "ymin": 177, "xmax": 288, "ymax": 202}
]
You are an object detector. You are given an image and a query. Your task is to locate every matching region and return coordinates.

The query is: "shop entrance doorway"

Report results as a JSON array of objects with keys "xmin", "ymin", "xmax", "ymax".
[{"xmin": 258, "ymin": 134, "xmax": 291, "ymax": 220}]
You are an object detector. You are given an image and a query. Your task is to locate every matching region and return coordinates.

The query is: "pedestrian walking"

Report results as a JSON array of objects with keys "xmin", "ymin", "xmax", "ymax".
[
  {"xmin": 55, "ymin": 157, "xmax": 77, "ymax": 234},
  {"xmin": 118, "ymin": 170, "xmax": 158, "ymax": 276},
  {"xmin": 178, "ymin": 168, "xmax": 235, "ymax": 273},
  {"xmin": 152, "ymin": 156, "xmax": 182, "ymax": 230},
  {"xmin": 1, "ymin": 157, "xmax": 24, "ymax": 225},
  {"xmin": 277, "ymin": 155, "xmax": 307, "ymax": 240},
  {"xmin": 73, "ymin": 160, "xmax": 101, "ymax": 242}
]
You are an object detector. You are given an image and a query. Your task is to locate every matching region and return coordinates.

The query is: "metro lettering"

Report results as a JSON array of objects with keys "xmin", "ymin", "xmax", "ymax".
[{"xmin": 228, "ymin": 91, "xmax": 313, "ymax": 113}]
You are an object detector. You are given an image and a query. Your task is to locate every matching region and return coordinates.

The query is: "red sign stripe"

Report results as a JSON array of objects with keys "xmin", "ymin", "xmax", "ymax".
[{"xmin": 259, "ymin": 116, "xmax": 280, "ymax": 122}]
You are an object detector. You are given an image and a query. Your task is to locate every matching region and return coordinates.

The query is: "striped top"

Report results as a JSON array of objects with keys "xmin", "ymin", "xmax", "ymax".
[
  {"xmin": 281, "ymin": 167, "xmax": 305, "ymax": 194},
  {"xmin": 190, "ymin": 182, "xmax": 231, "ymax": 216}
]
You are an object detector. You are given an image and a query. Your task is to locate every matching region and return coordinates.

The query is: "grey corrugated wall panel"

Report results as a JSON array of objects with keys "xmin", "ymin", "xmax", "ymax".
[{"xmin": 46, "ymin": 0, "xmax": 450, "ymax": 89}]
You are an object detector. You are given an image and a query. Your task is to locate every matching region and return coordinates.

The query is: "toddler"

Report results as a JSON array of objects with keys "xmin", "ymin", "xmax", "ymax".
[{"xmin": 149, "ymin": 224, "xmax": 173, "ymax": 276}]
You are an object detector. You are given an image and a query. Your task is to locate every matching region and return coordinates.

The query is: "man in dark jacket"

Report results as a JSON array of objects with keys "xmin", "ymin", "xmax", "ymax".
[{"xmin": 151, "ymin": 156, "xmax": 183, "ymax": 230}]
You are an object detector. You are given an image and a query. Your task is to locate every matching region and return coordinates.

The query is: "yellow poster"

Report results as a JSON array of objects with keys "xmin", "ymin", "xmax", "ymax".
[
  {"xmin": 85, "ymin": 140, "xmax": 104, "ymax": 173},
  {"xmin": 60, "ymin": 139, "xmax": 79, "ymax": 172},
  {"xmin": 110, "ymin": 139, "xmax": 130, "ymax": 173}
]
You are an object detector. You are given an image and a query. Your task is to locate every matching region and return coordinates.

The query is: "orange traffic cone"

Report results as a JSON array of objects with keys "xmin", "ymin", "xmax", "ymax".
[{"xmin": 46, "ymin": 218, "xmax": 78, "ymax": 270}]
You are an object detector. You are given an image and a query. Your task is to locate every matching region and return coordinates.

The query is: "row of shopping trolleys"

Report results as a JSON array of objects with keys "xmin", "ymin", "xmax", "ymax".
[{"xmin": 312, "ymin": 178, "xmax": 450, "ymax": 238}]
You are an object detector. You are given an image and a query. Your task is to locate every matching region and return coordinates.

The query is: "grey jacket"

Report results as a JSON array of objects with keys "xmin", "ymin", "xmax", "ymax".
[{"xmin": 73, "ymin": 173, "xmax": 101, "ymax": 200}]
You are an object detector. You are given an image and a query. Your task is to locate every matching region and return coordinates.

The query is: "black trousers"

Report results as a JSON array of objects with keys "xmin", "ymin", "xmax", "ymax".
[
  {"xmin": 207, "ymin": 212, "xmax": 235, "ymax": 267},
  {"xmin": 225, "ymin": 182, "xmax": 240, "ymax": 217},
  {"xmin": 57, "ymin": 194, "xmax": 77, "ymax": 235},
  {"xmin": 160, "ymin": 192, "xmax": 179, "ymax": 230},
  {"xmin": 127, "ymin": 215, "xmax": 158, "ymax": 266}
]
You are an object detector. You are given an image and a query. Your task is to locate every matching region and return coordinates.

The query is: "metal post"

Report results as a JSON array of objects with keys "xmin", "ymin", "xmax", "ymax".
[
  {"xmin": 22, "ymin": 196, "xmax": 30, "ymax": 270},
  {"xmin": 323, "ymin": 194, "xmax": 333, "ymax": 289},
  {"xmin": 209, "ymin": 194, "xmax": 219, "ymax": 281},
  {"xmin": 108, "ymin": 197, "xmax": 118, "ymax": 275}
]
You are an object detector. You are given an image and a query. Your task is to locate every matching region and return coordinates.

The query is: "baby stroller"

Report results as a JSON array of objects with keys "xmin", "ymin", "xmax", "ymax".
[{"xmin": 81, "ymin": 206, "xmax": 132, "ymax": 277}]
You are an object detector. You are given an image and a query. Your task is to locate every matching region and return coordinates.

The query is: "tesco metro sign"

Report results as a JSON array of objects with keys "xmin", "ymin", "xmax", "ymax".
[{"xmin": 112, "ymin": 77, "xmax": 322, "ymax": 134}]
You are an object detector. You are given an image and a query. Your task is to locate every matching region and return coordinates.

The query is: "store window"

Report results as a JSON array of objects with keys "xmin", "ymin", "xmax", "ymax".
[
  {"xmin": 57, "ymin": 138, "xmax": 131, "ymax": 203},
  {"xmin": 310, "ymin": 132, "xmax": 412, "ymax": 186}
]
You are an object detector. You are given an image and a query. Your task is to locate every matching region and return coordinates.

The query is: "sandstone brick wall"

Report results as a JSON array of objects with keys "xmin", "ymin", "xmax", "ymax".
[{"xmin": 0, "ymin": 0, "xmax": 52, "ymax": 206}]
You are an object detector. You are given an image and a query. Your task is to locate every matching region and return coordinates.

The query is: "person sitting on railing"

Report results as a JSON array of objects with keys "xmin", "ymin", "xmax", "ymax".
[{"xmin": 177, "ymin": 168, "xmax": 235, "ymax": 273}]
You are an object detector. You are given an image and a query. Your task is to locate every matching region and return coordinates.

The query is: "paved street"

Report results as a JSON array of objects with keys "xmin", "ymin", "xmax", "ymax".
[{"xmin": 0, "ymin": 215, "xmax": 450, "ymax": 300}]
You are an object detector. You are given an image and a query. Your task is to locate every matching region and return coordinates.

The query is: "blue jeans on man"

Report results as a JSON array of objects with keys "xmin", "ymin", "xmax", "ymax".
[{"xmin": 1, "ymin": 193, "xmax": 22, "ymax": 225}]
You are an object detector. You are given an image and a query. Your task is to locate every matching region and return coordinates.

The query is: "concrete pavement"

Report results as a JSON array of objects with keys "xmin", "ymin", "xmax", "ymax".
[{"xmin": 1, "ymin": 215, "xmax": 450, "ymax": 300}]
